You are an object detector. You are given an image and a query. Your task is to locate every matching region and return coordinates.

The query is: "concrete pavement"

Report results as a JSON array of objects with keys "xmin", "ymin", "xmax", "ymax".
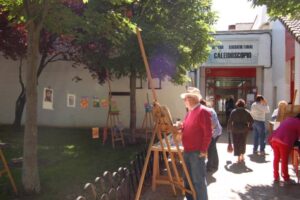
[{"xmin": 140, "ymin": 133, "xmax": 300, "ymax": 200}]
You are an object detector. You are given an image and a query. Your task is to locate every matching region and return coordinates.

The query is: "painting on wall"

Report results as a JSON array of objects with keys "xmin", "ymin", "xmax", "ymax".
[
  {"xmin": 80, "ymin": 96, "xmax": 89, "ymax": 109},
  {"xmin": 93, "ymin": 96, "xmax": 100, "ymax": 108},
  {"xmin": 100, "ymin": 99, "xmax": 109, "ymax": 108},
  {"xmin": 43, "ymin": 88, "xmax": 53, "ymax": 110},
  {"xmin": 67, "ymin": 94, "xmax": 76, "ymax": 108}
]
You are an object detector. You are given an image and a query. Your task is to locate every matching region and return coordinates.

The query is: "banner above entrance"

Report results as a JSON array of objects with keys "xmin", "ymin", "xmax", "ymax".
[
  {"xmin": 205, "ymin": 68, "xmax": 256, "ymax": 77},
  {"xmin": 204, "ymin": 40, "xmax": 259, "ymax": 66}
]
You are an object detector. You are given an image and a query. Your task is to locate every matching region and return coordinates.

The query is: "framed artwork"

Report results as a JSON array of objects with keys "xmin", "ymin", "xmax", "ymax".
[
  {"xmin": 67, "ymin": 94, "xmax": 76, "ymax": 108},
  {"xmin": 93, "ymin": 96, "xmax": 100, "ymax": 108},
  {"xmin": 43, "ymin": 88, "xmax": 53, "ymax": 110}
]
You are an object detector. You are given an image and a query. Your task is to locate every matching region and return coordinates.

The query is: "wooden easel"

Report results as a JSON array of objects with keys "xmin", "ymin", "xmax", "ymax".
[
  {"xmin": 135, "ymin": 27, "xmax": 196, "ymax": 200},
  {"xmin": 141, "ymin": 94, "xmax": 153, "ymax": 142},
  {"xmin": 104, "ymin": 72, "xmax": 125, "ymax": 148},
  {"xmin": 106, "ymin": 111, "xmax": 125, "ymax": 148},
  {"xmin": 0, "ymin": 143, "xmax": 18, "ymax": 194}
]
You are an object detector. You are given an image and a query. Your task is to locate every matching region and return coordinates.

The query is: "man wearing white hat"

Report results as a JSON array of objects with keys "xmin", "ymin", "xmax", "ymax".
[{"xmin": 179, "ymin": 87, "xmax": 212, "ymax": 200}]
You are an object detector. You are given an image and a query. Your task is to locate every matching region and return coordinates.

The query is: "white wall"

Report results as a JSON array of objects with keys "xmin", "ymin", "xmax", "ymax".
[
  {"xmin": 0, "ymin": 58, "xmax": 22, "ymax": 123},
  {"xmin": 0, "ymin": 57, "xmax": 187, "ymax": 127},
  {"xmin": 271, "ymin": 20, "xmax": 290, "ymax": 107}
]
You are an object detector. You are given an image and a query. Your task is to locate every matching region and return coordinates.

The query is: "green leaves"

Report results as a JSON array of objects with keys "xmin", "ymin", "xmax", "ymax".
[{"xmin": 250, "ymin": 0, "xmax": 300, "ymax": 19}]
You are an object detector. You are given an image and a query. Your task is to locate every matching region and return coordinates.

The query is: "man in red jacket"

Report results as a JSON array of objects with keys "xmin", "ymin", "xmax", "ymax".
[{"xmin": 178, "ymin": 87, "xmax": 212, "ymax": 200}]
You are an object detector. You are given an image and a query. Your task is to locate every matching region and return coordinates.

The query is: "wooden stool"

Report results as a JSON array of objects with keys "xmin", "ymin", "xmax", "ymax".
[
  {"xmin": 151, "ymin": 144, "xmax": 184, "ymax": 192},
  {"xmin": 108, "ymin": 112, "xmax": 125, "ymax": 148},
  {"xmin": 141, "ymin": 111, "xmax": 153, "ymax": 143},
  {"xmin": 0, "ymin": 143, "xmax": 18, "ymax": 194}
]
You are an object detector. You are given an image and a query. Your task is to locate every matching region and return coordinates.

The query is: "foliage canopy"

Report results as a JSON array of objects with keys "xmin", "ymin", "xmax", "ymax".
[{"xmin": 250, "ymin": 0, "xmax": 300, "ymax": 19}]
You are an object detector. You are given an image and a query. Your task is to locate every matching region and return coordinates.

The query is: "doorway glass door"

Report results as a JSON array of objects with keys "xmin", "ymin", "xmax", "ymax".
[{"xmin": 205, "ymin": 77, "xmax": 256, "ymax": 125}]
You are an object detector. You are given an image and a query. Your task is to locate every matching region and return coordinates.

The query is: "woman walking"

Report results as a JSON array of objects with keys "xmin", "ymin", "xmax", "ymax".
[{"xmin": 227, "ymin": 99, "xmax": 254, "ymax": 163}]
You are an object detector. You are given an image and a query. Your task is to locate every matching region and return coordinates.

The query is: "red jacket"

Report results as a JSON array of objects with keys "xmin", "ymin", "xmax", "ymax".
[{"xmin": 182, "ymin": 105, "xmax": 212, "ymax": 152}]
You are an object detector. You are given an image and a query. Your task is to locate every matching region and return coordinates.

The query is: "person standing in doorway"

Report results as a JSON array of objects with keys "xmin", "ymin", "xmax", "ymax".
[
  {"xmin": 200, "ymin": 99, "xmax": 222, "ymax": 173},
  {"xmin": 251, "ymin": 94, "xmax": 270, "ymax": 155},
  {"xmin": 225, "ymin": 95, "xmax": 235, "ymax": 123},
  {"xmin": 178, "ymin": 87, "xmax": 212, "ymax": 200}
]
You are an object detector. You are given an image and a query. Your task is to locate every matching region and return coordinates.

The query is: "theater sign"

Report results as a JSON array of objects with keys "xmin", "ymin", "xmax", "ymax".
[{"xmin": 206, "ymin": 40, "xmax": 259, "ymax": 66}]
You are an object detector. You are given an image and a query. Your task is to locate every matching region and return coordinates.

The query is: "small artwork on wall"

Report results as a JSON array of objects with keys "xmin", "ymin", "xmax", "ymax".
[
  {"xmin": 43, "ymin": 88, "xmax": 54, "ymax": 110},
  {"xmin": 100, "ymin": 99, "xmax": 109, "ymax": 108},
  {"xmin": 80, "ymin": 96, "xmax": 89, "ymax": 109},
  {"xmin": 67, "ymin": 94, "xmax": 76, "ymax": 108},
  {"xmin": 93, "ymin": 96, "xmax": 100, "ymax": 108}
]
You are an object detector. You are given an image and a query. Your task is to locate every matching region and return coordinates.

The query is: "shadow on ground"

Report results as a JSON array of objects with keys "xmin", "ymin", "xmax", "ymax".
[
  {"xmin": 224, "ymin": 160, "xmax": 253, "ymax": 174},
  {"xmin": 235, "ymin": 183, "xmax": 300, "ymax": 200}
]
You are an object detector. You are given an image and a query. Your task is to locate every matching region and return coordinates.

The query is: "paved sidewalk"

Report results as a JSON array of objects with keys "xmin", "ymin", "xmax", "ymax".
[{"xmin": 140, "ymin": 133, "xmax": 300, "ymax": 200}]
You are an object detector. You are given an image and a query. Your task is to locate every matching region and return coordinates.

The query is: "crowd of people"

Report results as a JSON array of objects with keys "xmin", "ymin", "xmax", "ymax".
[{"xmin": 175, "ymin": 86, "xmax": 300, "ymax": 200}]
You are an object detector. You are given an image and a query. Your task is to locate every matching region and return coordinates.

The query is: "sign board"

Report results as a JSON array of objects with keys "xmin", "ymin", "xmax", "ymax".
[{"xmin": 204, "ymin": 40, "xmax": 259, "ymax": 66}]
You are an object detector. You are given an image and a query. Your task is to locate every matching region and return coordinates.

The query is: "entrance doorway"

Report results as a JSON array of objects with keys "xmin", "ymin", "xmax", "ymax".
[{"xmin": 205, "ymin": 68, "xmax": 257, "ymax": 125}]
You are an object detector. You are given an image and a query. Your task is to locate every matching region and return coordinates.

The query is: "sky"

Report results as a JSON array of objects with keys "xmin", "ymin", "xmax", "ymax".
[{"xmin": 212, "ymin": 0, "xmax": 262, "ymax": 31}]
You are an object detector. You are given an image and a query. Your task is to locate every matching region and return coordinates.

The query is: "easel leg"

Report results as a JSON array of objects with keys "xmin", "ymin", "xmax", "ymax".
[
  {"xmin": 135, "ymin": 127, "xmax": 157, "ymax": 200},
  {"xmin": 109, "ymin": 115, "xmax": 116, "ymax": 149},
  {"xmin": 0, "ymin": 149, "xmax": 18, "ymax": 194},
  {"xmin": 152, "ymin": 150, "xmax": 159, "ymax": 191}
]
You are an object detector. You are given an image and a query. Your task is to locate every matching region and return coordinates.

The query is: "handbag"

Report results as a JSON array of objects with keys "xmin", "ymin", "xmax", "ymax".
[{"xmin": 227, "ymin": 130, "xmax": 233, "ymax": 153}]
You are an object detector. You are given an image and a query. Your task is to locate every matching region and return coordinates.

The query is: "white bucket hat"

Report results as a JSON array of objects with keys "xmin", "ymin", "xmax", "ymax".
[{"xmin": 180, "ymin": 87, "xmax": 202, "ymax": 101}]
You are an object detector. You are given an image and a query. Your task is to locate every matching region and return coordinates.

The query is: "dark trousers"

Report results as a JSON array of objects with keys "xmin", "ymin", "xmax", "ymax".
[{"xmin": 206, "ymin": 136, "xmax": 220, "ymax": 171}]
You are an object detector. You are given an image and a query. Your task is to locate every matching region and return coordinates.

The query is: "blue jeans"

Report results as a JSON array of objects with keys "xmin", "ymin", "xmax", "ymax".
[
  {"xmin": 183, "ymin": 151, "xmax": 208, "ymax": 200},
  {"xmin": 253, "ymin": 120, "xmax": 266, "ymax": 152}
]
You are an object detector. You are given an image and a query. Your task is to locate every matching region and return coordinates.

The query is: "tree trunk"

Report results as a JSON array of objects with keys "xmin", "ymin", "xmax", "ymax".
[
  {"xmin": 13, "ymin": 52, "xmax": 48, "ymax": 128},
  {"xmin": 129, "ymin": 72, "xmax": 137, "ymax": 143},
  {"xmin": 13, "ymin": 92, "xmax": 26, "ymax": 129},
  {"xmin": 13, "ymin": 59, "xmax": 26, "ymax": 129},
  {"xmin": 22, "ymin": 22, "xmax": 40, "ymax": 194}
]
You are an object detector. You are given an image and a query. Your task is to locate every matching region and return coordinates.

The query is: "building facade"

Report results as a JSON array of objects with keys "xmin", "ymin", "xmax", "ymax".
[{"xmin": 197, "ymin": 30, "xmax": 272, "ymax": 124}]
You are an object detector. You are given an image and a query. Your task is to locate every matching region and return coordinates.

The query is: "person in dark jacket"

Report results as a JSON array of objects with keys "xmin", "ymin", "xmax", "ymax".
[
  {"xmin": 225, "ymin": 95, "xmax": 235, "ymax": 123},
  {"xmin": 227, "ymin": 99, "xmax": 254, "ymax": 163}
]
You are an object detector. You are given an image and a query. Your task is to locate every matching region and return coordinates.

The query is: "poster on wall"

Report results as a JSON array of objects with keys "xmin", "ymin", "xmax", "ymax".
[
  {"xmin": 93, "ymin": 96, "xmax": 100, "ymax": 108},
  {"xmin": 43, "ymin": 88, "xmax": 53, "ymax": 110},
  {"xmin": 80, "ymin": 96, "xmax": 89, "ymax": 109},
  {"xmin": 67, "ymin": 94, "xmax": 76, "ymax": 108},
  {"xmin": 100, "ymin": 99, "xmax": 109, "ymax": 108}
]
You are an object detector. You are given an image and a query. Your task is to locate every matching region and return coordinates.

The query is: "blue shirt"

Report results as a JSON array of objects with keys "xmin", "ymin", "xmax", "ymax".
[{"xmin": 208, "ymin": 107, "xmax": 222, "ymax": 138}]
